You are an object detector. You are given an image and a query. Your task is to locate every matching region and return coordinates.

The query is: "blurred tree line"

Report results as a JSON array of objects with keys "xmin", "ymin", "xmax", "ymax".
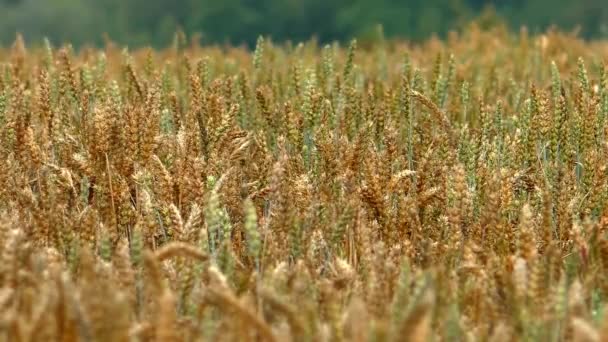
[{"xmin": 0, "ymin": 0, "xmax": 606, "ymax": 47}]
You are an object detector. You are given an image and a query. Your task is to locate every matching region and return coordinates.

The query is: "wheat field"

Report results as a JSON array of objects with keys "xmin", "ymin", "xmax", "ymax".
[{"xmin": 1, "ymin": 26, "xmax": 608, "ymax": 341}]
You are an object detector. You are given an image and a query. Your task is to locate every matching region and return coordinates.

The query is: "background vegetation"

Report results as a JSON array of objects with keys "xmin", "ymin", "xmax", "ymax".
[{"xmin": 0, "ymin": 0, "xmax": 607, "ymax": 47}]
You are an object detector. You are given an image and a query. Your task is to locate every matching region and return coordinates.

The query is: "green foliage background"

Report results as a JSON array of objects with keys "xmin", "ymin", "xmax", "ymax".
[{"xmin": 0, "ymin": 0, "xmax": 607, "ymax": 47}]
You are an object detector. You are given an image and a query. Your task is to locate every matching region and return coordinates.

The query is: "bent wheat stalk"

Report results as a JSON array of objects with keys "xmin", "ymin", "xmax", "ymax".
[{"xmin": 205, "ymin": 286, "xmax": 277, "ymax": 342}]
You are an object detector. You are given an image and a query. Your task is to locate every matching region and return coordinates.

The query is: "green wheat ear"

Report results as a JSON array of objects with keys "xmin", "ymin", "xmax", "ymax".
[
  {"xmin": 204, "ymin": 186, "xmax": 221, "ymax": 255},
  {"xmin": 577, "ymin": 57, "xmax": 590, "ymax": 94},
  {"xmin": 440, "ymin": 53, "xmax": 455, "ymax": 109},
  {"xmin": 432, "ymin": 52, "xmax": 443, "ymax": 104},
  {"xmin": 94, "ymin": 52, "xmax": 107, "ymax": 96},
  {"xmin": 203, "ymin": 57, "xmax": 212, "ymax": 88},
  {"xmin": 343, "ymin": 39, "xmax": 357, "ymax": 83},
  {"xmin": 98, "ymin": 225, "xmax": 113, "ymax": 262},
  {"xmin": 43, "ymin": 37, "xmax": 54, "ymax": 71},
  {"xmin": 81, "ymin": 64, "xmax": 94, "ymax": 93},
  {"xmin": 109, "ymin": 80, "xmax": 122, "ymax": 108},
  {"xmin": 289, "ymin": 217, "xmax": 303, "ymax": 260},
  {"xmin": 550, "ymin": 61, "xmax": 561, "ymax": 102},
  {"xmin": 129, "ymin": 226, "xmax": 144, "ymax": 268},
  {"xmin": 253, "ymin": 35, "xmax": 265, "ymax": 71},
  {"xmin": 599, "ymin": 62, "xmax": 607, "ymax": 141},
  {"xmin": 67, "ymin": 237, "xmax": 81, "ymax": 274},
  {"xmin": 302, "ymin": 68, "xmax": 317, "ymax": 129},
  {"xmin": 0, "ymin": 91, "xmax": 6, "ymax": 119},
  {"xmin": 322, "ymin": 44, "xmax": 335, "ymax": 94},
  {"xmin": 243, "ymin": 198, "xmax": 261, "ymax": 269},
  {"xmin": 460, "ymin": 80, "xmax": 470, "ymax": 124},
  {"xmin": 161, "ymin": 63, "xmax": 173, "ymax": 96}
]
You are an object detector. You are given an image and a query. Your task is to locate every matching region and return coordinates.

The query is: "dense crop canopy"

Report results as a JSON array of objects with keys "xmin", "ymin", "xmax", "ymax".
[{"xmin": 1, "ymin": 27, "xmax": 608, "ymax": 341}]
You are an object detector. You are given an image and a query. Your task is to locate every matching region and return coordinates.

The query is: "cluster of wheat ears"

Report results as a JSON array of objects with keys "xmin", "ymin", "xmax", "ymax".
[{"xmin": 1, "ymin": 26, "xmax": 608, "ymax": 341}]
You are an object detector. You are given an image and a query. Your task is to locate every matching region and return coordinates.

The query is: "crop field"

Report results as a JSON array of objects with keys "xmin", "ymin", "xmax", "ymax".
[{"xmin": 1, "ymin": 26, "xmax": 608, "ymax": 341}]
